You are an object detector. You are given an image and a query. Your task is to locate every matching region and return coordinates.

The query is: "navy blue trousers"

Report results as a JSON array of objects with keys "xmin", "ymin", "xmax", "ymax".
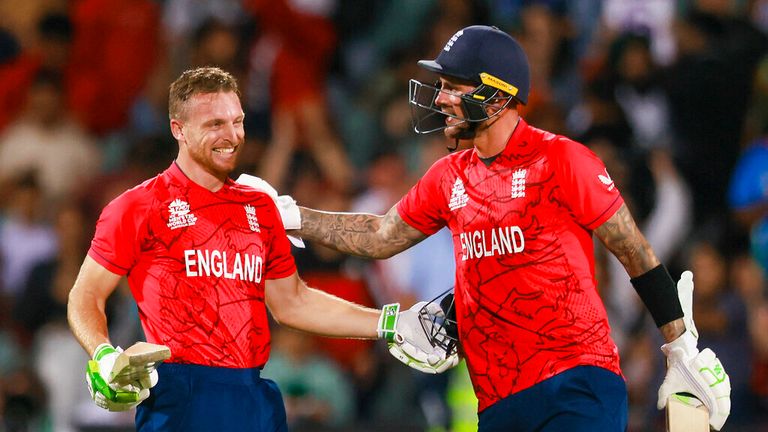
[
  {"xmin": 136, "ymin": 363, "xmax": 286, "ymax": 432},
  {"xmin": 478, "ymin": 366, "xmax": 628, "ymax": 432}
]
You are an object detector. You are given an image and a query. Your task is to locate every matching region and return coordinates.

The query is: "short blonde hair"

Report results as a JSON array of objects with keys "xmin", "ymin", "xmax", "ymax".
[{"xmin": 168, "ymin": 67, "xmax": 240, "ymax": 120}]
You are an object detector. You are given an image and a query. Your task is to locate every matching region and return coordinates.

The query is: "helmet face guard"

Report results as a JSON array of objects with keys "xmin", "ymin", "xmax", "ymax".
[
  {"xmin": 418, "ymin": 288, "xmax": 459, "ymax": 357},
  {"xmin": 408, "ymin": 79, "xmax": 514, "ymax": 136}
]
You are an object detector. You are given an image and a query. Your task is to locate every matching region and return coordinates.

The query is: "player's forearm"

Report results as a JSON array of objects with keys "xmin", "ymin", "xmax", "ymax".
[
  {"xmin": 594, "ymin": 204, "xmax": 660, "ymax": 277},
  {"xmin": 68, "ymin": 287, "xmax": 111, "ymax": 357},
  {"xmin": 272, "ymin": 285, "xmax": 380, "ymax": 338},
  {"xmin": 67, "ymin": 257, "xmax": 121, "ymax": 356},
  {"xmin": 296, "ymin": 207, "xmax": 404, "ymax": 259}
]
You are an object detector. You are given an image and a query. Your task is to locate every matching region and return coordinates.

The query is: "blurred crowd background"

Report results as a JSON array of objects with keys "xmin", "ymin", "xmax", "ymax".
[{"xmin": 1, "ymin": 0, "xmax": 768, "ymax": 431}]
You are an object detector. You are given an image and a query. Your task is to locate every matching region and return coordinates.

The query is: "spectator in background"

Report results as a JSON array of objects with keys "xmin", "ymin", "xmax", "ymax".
[
  {"xmin": 0, "ymin": 11, "xmax": 72, "ymax": 133},
  {"xmin": 685, "ymin": 235, "xmax": 754, "ymax": 426},
  {"xmin": 730, "ymin": 251, "xmax": 768, "ymax": 426},
  {"xmin": 161, "ymin": 0, "xmax": 247, "ymax": 76},
  {"xmin": 729, "ymin": 138, "xmax": 768, "ymax": 274},
  {"xmin": 607, "ymin": 32, "xmax": 674, "ymax": 151},
  {"xmin": 14, "ymin": 203, "xmax": 93, "ymax": 432},
  {"xmin": 67, "ymin": 0, "xmax": 160, "ymax": 135},
  {"xmin": 601, "ymin": 0, "xmax": 677, "ymax": 65},
  {"xmin": 245, "ymin": 0, "xmax": 354, "ymax": 193},
  {"xmin": 666, "ymin": 7, "xmax": 768, "ymax": 225},
  {"xmin": 262, "ymin": 326, "xmax": 354, "ymax": 431},
  {"xmin": 0, "ymin": 69, "xmax": 100, "ymax": 204},
  {"xmin": 0, "ymin": 173, "xmax": 57, "ymax": 302}
]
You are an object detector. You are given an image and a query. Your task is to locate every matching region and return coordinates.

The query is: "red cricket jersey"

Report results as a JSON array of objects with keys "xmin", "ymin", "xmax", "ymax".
[
  {"xmin": 397, "ymin": 119, "xmax": 624, "ymax": 411},
  {"xmin": 89, "ymin": 163, "xmax": 296, "ymax": 368}
]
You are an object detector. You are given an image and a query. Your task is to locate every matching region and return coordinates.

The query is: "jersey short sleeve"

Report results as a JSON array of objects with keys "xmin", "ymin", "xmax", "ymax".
[
  {"xmin": 550, "ymin": 139, "xmax": 624, "ymax": 230},
  {"xmin": 397, "ymin": 158, "xmax": 451, "ymax": 235},
  {"xmin": 88, "ymin": 189, "xmax": 149, "ymax": 275},
  {"xmin": 264, "ymin": 203, "xmax": 297, "ymax": 280}
]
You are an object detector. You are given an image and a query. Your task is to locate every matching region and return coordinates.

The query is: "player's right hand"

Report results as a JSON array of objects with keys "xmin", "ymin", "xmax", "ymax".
[
  {"xmin": 378, "ymin": 303, "xmax": 459, "ymax": 374},
  {"xmin": 235, "ymin": 174, "xmax": 304, "ymax": 247},
  {"xmin": 85, "ymin": 344, "xmax": 151, "ymax": 412}
]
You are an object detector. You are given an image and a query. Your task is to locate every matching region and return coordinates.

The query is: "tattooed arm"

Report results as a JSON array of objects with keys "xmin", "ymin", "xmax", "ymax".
[
  {"xmin": 296, "ymin": 205, "xmax": 428, "ymax": 259},
  {"xmin": 594, "ymin": 203, "xmax": 685, "ymax": 342}
]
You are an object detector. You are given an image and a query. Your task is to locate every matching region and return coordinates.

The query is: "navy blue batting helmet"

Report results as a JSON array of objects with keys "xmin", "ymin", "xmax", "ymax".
[{"xmin": 418, "ymin": 25, "xmax": 530, "ymax": 104}]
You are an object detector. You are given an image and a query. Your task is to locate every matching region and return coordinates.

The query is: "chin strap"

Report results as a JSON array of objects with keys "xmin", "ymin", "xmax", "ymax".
[{"xmin": 447, "ymin": 123, "xmax": 479, "ymax": 152}]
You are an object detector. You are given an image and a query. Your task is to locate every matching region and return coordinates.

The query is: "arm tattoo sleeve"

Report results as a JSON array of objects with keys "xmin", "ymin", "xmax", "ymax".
[
  {"xmin": 296, "ymin": 205, "xmax": 427, "ymax": 259},
  {"xmin": 594, "ymin": 203, "xmax": 660, "ymax": 277}
]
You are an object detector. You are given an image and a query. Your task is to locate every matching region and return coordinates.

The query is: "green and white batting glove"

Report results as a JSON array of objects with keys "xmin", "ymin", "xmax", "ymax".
[
  {"xmin": 235, "ymin": 174, "xmax": 304, "ymax": 247},
  {"xmin": 85, "ymin": 344, "xmax": 151, "ymax": 412},
  {"xmin": 657, "ymin": 272, "xmax": 731, "ymax": 430},
  {"xmin": 378, "ymin": 302, "xmax": 459, "ymax": 374}
]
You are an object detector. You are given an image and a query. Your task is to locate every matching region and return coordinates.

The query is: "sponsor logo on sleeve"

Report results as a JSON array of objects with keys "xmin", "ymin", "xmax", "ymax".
[{"xmin": 598, "ymin": 169, "xmax": 615, "ymax": 191}]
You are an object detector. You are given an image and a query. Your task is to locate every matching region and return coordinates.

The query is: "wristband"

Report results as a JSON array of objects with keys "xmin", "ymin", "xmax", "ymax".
[
  {"xmin": 93, "ymin": 343, "xmax": 117, "ymax": 360},
  {"xmin": 630, "ymin": 264, "xmax": 684, "ymax": 327},
  {"xmin": 378, "ymin": 304, "xmax": 400, "ymax": 342}
]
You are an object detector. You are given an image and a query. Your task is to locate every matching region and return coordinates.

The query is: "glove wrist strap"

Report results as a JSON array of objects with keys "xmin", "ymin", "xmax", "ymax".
[
  {"xmin": 378, "ymin": 303, "xmax": 400, "ymax": 342},
  {"xmin": 93, "ymin": 343, "xmax": 116, "ymax": 361}
]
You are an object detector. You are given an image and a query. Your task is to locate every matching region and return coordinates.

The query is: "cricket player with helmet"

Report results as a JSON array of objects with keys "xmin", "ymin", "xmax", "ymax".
[{"xmin": 239, "ymin": 25, "xmax": 732, "ymax": 431}]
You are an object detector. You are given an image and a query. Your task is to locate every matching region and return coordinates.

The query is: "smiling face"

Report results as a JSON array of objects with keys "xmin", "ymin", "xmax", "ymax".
[{"xmin": 171, "ymin": 91, "xmax": 245, "ymax": 186}]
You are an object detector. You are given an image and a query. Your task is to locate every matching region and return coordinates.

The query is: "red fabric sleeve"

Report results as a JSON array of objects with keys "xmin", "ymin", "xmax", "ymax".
[
  {"xmin": 396, "ymin": 158, "xmax": 450, "ymax": 235},
  {"xmin": 550, "ymin": 138, "xmax": 624, "ymax": 230},
  {"xmin": 264, "ymin": 199, "xmax": 297, "ymax": 280},
  {"xmin": 88, "ymin": 190, "xmax": 149, "ymax": 275}
]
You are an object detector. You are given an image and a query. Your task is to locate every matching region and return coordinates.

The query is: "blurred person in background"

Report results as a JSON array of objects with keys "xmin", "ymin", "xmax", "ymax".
[
  {"xmin": 0, "ymin": 11, "xmax": 71, "ymax": 133},
  {"xmin": 684, "ymin": 234, "xmax": 754, "ymax": 427},
  {"xmin": 665, "ymin": 5, "xmax": 768, "ymax": 225},
  {"xmin": 262, "ymin": 326, "xmax": 354, "ymax": 431},
  {"xmin": 0, "ymin": 173, "xmax": 57, "ymax": 304},
  {"xmin": 0, "ymin": 68, "xmax": 100, "ymax": 205},
  {"xmin": 730, "ymin": 250, "xmax": 768, "ymax": 427},
  {"xmin": 13, "ymin": 203, "xmax": 102, "ymax": 432},
  {"xmin": 245, "ymin": 0, "xmax": 354, "ymax": 194}
]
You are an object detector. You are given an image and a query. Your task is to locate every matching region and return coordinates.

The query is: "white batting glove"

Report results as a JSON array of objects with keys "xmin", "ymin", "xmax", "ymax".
[
  {"xmin": 85, "ymin": 344, "xmax": 152, "ymax": 411},
  {"xmin": 235, "ymin": 174, "xmax": 304, "ymax": 247},
  {"xmin": 378, "ymin": 303, "xmax": 459, "ymax": 374},
  {"xmin": 657, "ymin": 271, "xmax": 731, "ymax": 430}
]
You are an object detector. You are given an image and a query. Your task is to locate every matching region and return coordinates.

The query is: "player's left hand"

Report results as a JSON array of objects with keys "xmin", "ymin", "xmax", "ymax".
[
  {"xmin": 85, "ymin": 344, "xmax": 154, "ymax": 411},
  {"xmin": 657, "ymin": 271, "xmax": 731, "ymax": 431},
  {"xmin": 657, "ymin": 331, "xmax": 731, "ymax": 430},
  {"xmin": 235, "ymin": 174, "xmax": 304, "ymax": 247},
  {"xmin": 378, "ymin": 303, "xmax": 459, "ymax": 374}
]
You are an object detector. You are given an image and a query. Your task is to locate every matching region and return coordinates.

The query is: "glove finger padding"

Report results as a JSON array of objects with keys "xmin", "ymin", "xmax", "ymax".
[
  {"xmin": 658, "ymin": 347, "xmax": 731, "ymax": 430},
  {"xmin": 86, "ymin": 360, "xmax": 149, "ymax": 411},
  {"xmin": 388, "ymin": 342, "xmax": 459, "ymax": 374}
]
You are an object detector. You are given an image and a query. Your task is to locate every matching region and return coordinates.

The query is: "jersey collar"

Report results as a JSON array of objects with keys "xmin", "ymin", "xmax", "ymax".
[{"xmin": 167, "ymin": 161, "xmax": 235, "ymax": 195}]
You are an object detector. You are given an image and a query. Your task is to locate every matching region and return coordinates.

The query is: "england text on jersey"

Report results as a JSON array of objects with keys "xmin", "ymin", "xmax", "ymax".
[
  {"xmin": 459, "ymin": 225, "xmax": 525, "ymax": 260},
  {"xmin": 184, "ymin": 249, "xmax": 264, "ymax": 283}
]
